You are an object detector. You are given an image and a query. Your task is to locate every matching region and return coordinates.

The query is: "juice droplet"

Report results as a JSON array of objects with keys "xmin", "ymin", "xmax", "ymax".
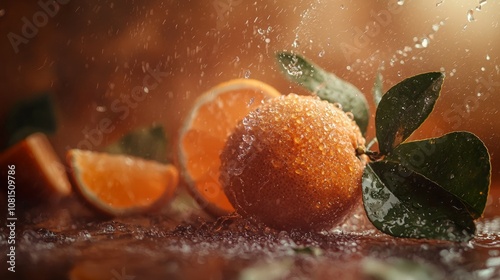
[
  {"xmin": 244, "ymin": 70, "xmax": 251, "ymax": 78},
  {"xmin": 346, "ymin": 112, "xmax": 354, "ymax": 120}
]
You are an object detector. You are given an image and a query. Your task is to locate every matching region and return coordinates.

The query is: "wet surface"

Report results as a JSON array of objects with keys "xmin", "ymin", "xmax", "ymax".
[{"xmin": 1, "ymin": 189, "xmax": 500, "ymax": 280}]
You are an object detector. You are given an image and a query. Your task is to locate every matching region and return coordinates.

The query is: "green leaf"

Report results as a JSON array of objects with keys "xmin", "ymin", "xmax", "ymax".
[
  {"xmin": 104, "ymin": 124, "xmax": 169, "ymax": 163},
  {"xmin": 362, "ymin": 162, "xmax": 475, "ymax": 242},
  {"xmin": 276, "ymin": 51, "xmax": 370, "ymax": 135},
  {"xmin": 386, "ymin": 131, "xmax": 490, "ymax": 218},
  {"xmin": 5, "ymin": 93, "xmax": 57, "ymax": 147},
  {"xmin": 375, "ymin": 72, "xmax": 444, "ymax": 155}
]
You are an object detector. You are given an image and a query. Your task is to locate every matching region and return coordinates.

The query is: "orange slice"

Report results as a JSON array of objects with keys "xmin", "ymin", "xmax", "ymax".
[
  {"xmin": 0, "ymin": 133, "xmax": 71, "ymax": 206},
  {"xmin": 67, "ymin": 149, "xmax": 178, "ymax": 216},
  {"xmin": 177, "ymin": 79, "xmax": 281, "ymax": 216}
]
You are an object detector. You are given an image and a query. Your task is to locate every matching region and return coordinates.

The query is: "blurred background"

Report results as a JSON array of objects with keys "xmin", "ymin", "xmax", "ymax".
[{"xmin": 0, "ymin": 0, "xmax": 499, "ymax": 192}]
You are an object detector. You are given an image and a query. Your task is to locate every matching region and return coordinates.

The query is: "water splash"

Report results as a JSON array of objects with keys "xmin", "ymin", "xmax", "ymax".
[
  {"xmin": 467, "ymin": 10, "xmax": 475, "ymax": 22},
  {"xmin": 291, "ymin": 37, "xmax": 300, "ymax": 48},
  {"xmin": 290, "ymin": 0, "xmax": 322, "ymax": 51},
  {"xmin": 476, "ymin": 0, "xmax": 487, "ymax": 10},
  {"xmin": 244, "ymin": 70, "xmax": 251, "ymax": 79},
  {"xmin": 282, "ymin": 55, "xmax": 303, "ymax": 78},
  {"xmin": 387, "ymin": 20, "xmax": 446, "ymax": 67},
  {"xmin": 255, "ymin": 26, "xmax": 273, "ymax": 53},
  {"xmin": 467, "ymin": 0, "xmax": 487, "ymax": 24},
  {"xmin": 414, "ymin": 37, "xmax": 430, "ymax": 49}
]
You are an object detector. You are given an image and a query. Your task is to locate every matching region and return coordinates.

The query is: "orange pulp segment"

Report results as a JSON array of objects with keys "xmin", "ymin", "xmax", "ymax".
[
  {"xmin": 0, "ymin": 133, "xmax": 71, "ymax": 205},
  {"xmin": 178, "ymin": 79, "xmax": 281, "ymax": 216},
  {"xmin": 67, "ymin": 149, "xmax": 178, "ymax": 216}
]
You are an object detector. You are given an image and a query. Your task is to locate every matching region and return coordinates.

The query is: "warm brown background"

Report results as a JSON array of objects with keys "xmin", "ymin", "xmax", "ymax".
[{"xmin": 1, "ymin": 0, "xmax": 499, "ymax": 194}]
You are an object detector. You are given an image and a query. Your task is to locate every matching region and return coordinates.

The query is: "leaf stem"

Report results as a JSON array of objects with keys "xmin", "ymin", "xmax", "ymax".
[
  {"xmin": 355, "ymin": 144, "xmax": 382, "ymax": 162},
  {"xmin": 365, "ymin": 150, "xmax": 383, "ymax": 161}
]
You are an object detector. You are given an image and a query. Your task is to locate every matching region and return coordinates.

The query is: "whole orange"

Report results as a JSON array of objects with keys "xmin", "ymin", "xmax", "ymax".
[{"xmin": 220, "ymin": 94, "xmax": 365, "ymax": 231}]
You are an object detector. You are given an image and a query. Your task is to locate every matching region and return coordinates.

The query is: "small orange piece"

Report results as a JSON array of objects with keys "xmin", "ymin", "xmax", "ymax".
[
  {"xmin": 220, "ymin": 94, "xmax": 365, "ymax": 231},
  {"xmin": 0, "ymin": 133, "xmax": 71, "ymax": 206},
  {"xmin": 67, "ymin": 149, "xmax": 178, "ymax": 216},
  {"xmin": 178, "ymin": 79, "xmax": 281, "ymax": 216}
]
